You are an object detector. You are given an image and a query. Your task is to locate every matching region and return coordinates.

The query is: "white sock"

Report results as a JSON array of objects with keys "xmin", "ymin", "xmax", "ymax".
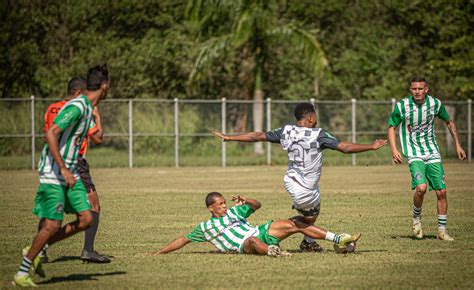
[{"xmin": 325, "ymin": 232, "xmax": 336, "ymax": 242}]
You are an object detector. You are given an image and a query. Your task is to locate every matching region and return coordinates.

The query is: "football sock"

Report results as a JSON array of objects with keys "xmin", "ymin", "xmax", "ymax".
[
  {"xmin": 438, "ymin": 215, "xmax": 447, "ymax": 230},
  {"xmin": 84, "ymin": 211, "xmax": 100, "ymax": 252},
  {"xmin": 324, "ymin": 232, "xmax": 340, "ymax": 243},
  {"xmin": 413, "ymin": 204, "xmax": 422, "ymax": 219},
  {"xmin": 303, "ymin": 236, "xmax": 315, "ymax": 243},
  {"xmin": 17, "ymin": 257, "xmax": 32, "ymax": 277}
]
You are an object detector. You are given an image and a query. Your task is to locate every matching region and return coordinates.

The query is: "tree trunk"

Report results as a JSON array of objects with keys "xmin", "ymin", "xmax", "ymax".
[{"xmin": 253, "ymin": 54, "xmax": 264, "ymax": 155}]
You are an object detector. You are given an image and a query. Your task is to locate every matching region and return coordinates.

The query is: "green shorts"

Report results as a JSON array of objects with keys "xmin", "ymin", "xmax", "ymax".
[
  {"xmin": 409, "ymin": 161, "xmax": 446, "ymax": 191},
  {"xmin": 256, "ymin": 221, "xmax": 281, "ymax": 246},
  {"xmin": 32, "ymin": 180, "xmax": 91, "ymax": 220}
]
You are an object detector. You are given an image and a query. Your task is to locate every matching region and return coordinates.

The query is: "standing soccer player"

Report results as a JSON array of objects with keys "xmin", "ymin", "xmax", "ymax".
[
  {"xmin": 13, "ymin": 64, "xmax": 109, "ymax": 287},
  {"xmin": 41, "ymin": 77, "xmax": 110, "ymax": 263},
  {"xmin": 213, "ymin": 103, "xmax": 387, "ymax": 252},
  {"xmin": 388, "ymin": 76, "xmax": 466, "ymax": 241}
]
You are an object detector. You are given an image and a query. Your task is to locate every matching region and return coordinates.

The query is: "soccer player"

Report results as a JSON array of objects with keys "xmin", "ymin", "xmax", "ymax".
[
  {"xmin": 41, "ymin": 76, "xmax": 110, "ymax": 263},
  {"xmin": 213, "ymin": 103, "xmax": 387, "ymax": 252},
  {"xmin": 154, "ymin": 192, "xmax": 361, "ymax": 256},
  {"xmin": 387, "ymin": 76, "xmax": 466, "ymax": 241},
  {"xmin": 13, "ymin": 64, "xmax": 109, "ymax": 287}
]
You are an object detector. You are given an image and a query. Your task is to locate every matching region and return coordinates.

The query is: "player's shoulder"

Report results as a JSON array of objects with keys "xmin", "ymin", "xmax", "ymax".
[{"xmin": 427, "ymin": 95, "xmax": 442, "ymax": 104}]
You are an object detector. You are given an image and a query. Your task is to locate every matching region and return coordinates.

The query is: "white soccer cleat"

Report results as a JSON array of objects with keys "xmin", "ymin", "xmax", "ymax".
[
  {"xmin": 437, "ymin": 229, "xmax": 454, "ymax": 241},
  {"xmin": 413, "ymin": 220, "xmax": 423, "ymax": 239}
]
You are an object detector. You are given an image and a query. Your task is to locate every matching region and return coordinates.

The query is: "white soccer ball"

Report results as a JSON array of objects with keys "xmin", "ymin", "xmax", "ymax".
[{"xmin": 333, "ymin": 241, "xmax": 356, "ymax": 254}]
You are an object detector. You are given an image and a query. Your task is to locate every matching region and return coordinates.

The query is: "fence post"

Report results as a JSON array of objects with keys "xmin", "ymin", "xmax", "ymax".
[
  {"xmin": 221, "ymin": 98, "xmax": 226, "ymax": 167},
  {"xmin": 128, "ymin": 99, "xmax": 133, "ymax": 168},
  {"xmin": 468, "ymin": 99, "xmax": 472, "ymax": 163},
  {"xmin": 351, "ymin": 98, "xmax": 356, "ymax": 166},
  {"xmin": 31, "ymin": 95, "xmax": 35, "ymax": 170},
  {"xmin": 174, "ymin": 98, "xmax": 179, "ymax": 168},
  {"xmin": 266, "ymin": 98, "xmax": 272, "ymax": 165}
]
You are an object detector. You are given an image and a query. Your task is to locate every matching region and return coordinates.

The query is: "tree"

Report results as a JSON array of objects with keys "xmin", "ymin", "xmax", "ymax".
[{"xmin": 186, "ymin": 0, "xmax": 328, "ymax": 154}]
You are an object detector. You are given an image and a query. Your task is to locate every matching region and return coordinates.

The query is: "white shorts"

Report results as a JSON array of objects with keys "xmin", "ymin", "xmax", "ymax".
[{"xmin": 283, "ymin": 175, "xmax": 320, "ymax": 211}]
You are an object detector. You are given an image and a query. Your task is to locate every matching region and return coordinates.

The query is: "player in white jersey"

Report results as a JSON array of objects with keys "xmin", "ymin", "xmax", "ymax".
[
  {"xmin": 155, "ymin": 192, "xmax": 361, "ymax": 256},
  {"xmin": 213, "ymin": 103, "xmax": 387, "ymax": 252},
  {"xmin": 13, "ymin": 64, "xmax": 110, "ymax": 287},
  {"xmin": 388, "ymin": 76, "xmax": 466, "ymax": 241}
]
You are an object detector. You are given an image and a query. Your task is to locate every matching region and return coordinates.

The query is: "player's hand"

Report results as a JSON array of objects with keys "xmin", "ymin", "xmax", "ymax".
[
  {"xmin": 371, "ymin": 139, "xmax": 388, "ymax": 150},
  {"xmin": 212, "ymin": 131, "xmax": 228, "ymax": 141},
  {"xmin": 456, "ymin": 145, "xmax": 466, "ymax": 160},
  {"xmin": 392, "ymin": 150, "xmax": 403, "ymax": 164},
  {"xmin": 231, "ymin": 195, "xmax": 247, "ymax": 206},
  {"xmin": 60, "ymin": 167, "xmax": 76, "ymax": 188}
]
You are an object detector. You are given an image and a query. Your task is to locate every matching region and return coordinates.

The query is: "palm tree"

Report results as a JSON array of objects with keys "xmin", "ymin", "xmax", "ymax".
[{"xmin": 187, "ymin": 0, "xmax": 328, "ymax": 154}]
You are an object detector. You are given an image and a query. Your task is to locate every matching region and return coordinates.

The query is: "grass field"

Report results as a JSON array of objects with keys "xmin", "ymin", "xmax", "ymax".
[{"xmin": 1, "ymin": 164, "xmax": 473, "ymax": 289}]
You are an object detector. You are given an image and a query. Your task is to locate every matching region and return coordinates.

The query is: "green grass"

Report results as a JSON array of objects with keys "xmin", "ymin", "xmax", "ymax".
[{"xmin": 1, "ymin": 164, "xmax": 473, "ymax": 289}]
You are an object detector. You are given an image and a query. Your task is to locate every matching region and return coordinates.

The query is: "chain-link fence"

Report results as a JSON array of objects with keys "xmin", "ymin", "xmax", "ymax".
[{"xmin": 0, "ymin": 97, "xmax": 472, "ymax": 169}]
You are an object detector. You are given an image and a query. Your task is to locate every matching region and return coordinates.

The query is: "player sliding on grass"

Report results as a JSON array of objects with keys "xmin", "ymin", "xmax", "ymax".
[
  {"xmin": 13, "ymin": 64, "xmax": 109, "ymax": 287},
  {"xmin": 155, "ymin": 192, "xmax": 360, "ymax": 256},
  {"xmin": 213, "ymin": 103, "xmax": 387, "ymax": 253}
]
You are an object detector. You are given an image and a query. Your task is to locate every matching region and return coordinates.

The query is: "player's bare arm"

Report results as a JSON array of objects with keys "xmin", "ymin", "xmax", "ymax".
[
  {"xmin": 335, "ymin": 139, "xmax": 387, "ymax": 154},
  {"xmin": 212, "ymin": 131, "xmax": 267, "ymax": 142},
  {"xmin": 90, "ymin": 106, "xmax": 104, "ymax": 145},
  {"xmin": 446, "ymin": 120, "xmax": 466, "ymax": 160},
  {"xmin": 45, "ymin": 124, "xmax": 76, "ymax": 187},
  {"xmin": 388, "ymin": 126, "xmax": 403, "ymax": 164},
  {"xmin": 231, "ymin": 195, "xmax": 261, "ymax": 211},
  {"xmin": 155, "ymin": 237, "xmax": 191, "ymax": 255}
]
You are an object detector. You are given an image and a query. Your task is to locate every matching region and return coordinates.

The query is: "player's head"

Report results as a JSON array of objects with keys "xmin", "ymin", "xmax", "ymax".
[
  {"xmin": 66, "ymin": 76, "xmax": 86, "ymax": 98},
  {"xmin": 87, "ymin": 63, "xmax": 109, "ymax": 100},
  {"xmin": 205, "ymin": 192, "xmax": 227, "ymax": 217},
  {"xmin": 410, "ymin": 76, "xmax": 428, "ymax": 104},
  {"xmin": 294, "ymin": 103, "xmax": 317, "ymax": 128}
]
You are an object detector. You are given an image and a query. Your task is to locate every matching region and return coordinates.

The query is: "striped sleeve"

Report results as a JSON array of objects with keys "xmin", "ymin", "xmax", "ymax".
[
  {"xmin": 186, "ymin": 224, "xmax": 207, "ymax": 242},
  {"xmin": 437, "ymin": 102, "xmax": 450, "ymax": 121},
  {"xmin": 54, "ymin": 105, "xmax": 82, "ymax": 131},
  {"xmin": 233, "ymin": 205, "xmax": 254, "ymax": 218}
]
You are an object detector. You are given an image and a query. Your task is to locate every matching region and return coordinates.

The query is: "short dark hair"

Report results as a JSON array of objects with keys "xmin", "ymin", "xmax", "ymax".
[
  {"xmin": 205, "ymin": 192, "xmax": 223, "ymax": 207},
  {"xmin": 87, "ymin": 64, "xmax": 109, "ymax": 91},
  {"xmin": 411, "ymin": 76, "xmax": 427, "ymax": 84},
  {"xmin": 67, "ymin": 76, "xmax": 86, "ymax": 96},
  {"xmin": 294, "ymin": 103, "xmax": 316, "ymax": 121}
]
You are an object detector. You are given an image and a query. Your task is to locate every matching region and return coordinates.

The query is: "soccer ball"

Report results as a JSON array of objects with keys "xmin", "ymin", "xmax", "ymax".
[{"xmin": 333, "ymin": 241, "xmax": 356, "ymax": 254}]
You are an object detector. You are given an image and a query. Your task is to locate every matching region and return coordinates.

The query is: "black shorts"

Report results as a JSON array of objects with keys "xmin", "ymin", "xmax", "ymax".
[
  {"xmin": 77, "ymin": 156, "xmax": 96, "ymax": 193},
  {"xmin": 292, "ymin": 203, "xmax": 321, "ymax": 217}
]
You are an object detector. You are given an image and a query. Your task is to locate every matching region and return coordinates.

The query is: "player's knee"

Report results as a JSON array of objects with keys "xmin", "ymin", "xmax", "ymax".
[
  {"xmin": 416, "ymin": 184, "xmax": 427, "ymax": 194},
  {"xmin": 436, "ymin": 189, "xmax": 447, "ymax": 200},
  {"xmin": 42, "ymin": 221, "xmax": 61, "ymax": 233},
  {"xmin": 79, "ymin": 212, "xmax": 94, "ymax": 229}
]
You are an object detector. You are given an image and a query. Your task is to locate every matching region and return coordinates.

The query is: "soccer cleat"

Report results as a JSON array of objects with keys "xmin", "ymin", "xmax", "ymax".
[
  {"xmin": 81, "ymin": 250, "xmax": 111, "ymax": 263},
  {"xmin": 299, "ymin": 240, "xmax": 324, "ymax": 252},
  {"xmin": 22, "ymin": 246, "xmax": 46, "ymax": 278},
  {"xmin": 13, "ymin": 273, "xmax": 37, "ymax": 287},
  {"xmin": 337, "ymin": 233, "xmax": 361, "ymax": 248},
  {"xmin": 267, "ymin": 245, "xmax": 291, "ymax": 257},
  {"xmin": 437, "ymin": 229, "xmax": 454, "ymax": 241},
  {"xmin": 413, "ymin": 220, "xmax": 423, "ymax": 239}
]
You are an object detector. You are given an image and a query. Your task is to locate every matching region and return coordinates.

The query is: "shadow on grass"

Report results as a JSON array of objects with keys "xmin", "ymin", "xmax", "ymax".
[
  {"xmin": 49, "ymin": 255, "xmax": 115, "ymax": 263},
  {"xmin": 390, "ymin": 234, "xmax": 437, "ymax": 240},
  {"xmin": 38, "ymin": 271, "xmax": 126, "ymax": 284}
]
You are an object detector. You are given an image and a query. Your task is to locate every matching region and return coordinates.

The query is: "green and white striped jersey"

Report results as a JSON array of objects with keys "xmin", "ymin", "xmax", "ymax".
[
  {"xmin": 388, "ymin": 95, "xmax": 450, "ymax": 162},
  {"xmin": 186, "ymin": 205, "xmax": 259, "ymax": 253},
  {"xmin": 38, "ymin": 95, "xmax": 93, "ymax": 185}
]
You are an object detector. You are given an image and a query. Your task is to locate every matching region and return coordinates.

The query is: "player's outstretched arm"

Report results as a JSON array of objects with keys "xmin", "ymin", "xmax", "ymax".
[
  {"xmin": 335, "ymin": 139, "xmax": 387, "ymax": 154},
  {"xmin": 46, "ymin": 124, "xmax": 76, "ymax": 188},
  {"xmin": 154, "ymin": 237, "xmax": 191, "ymax": 255},
  {"xmin": 388, "ymin": 126, "xmax": 403, "ymax": 164},
  {"xmin": 446, "ymin": 120, "xmax": 467, "ymax": 160},
  {"xmin": 213, "ymin": 131, "xmax": 267, "ymax": 142}
]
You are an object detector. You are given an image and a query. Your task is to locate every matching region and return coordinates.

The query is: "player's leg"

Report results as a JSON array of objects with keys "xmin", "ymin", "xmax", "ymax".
[
  {"xmin": 78, "ymin": 156, "xmax": 110, "ymax": 263},
  {"xmin": 289, "ymin": 212, "xmax": 323, "ymax": 252},
  {"xmin": 409, "ymin": 161, "xmax": 428, "ymax": 239},
  {"xmin": 268, "ymin": 220, "xmax": 360, "ymax": 248},
  {"xmin": 426, "ymin": 162, "xmax": 453, "ymax": 241},
  {"xmin": 242, "ymin": 237, "xmax": 269, "ymax": 255}
]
